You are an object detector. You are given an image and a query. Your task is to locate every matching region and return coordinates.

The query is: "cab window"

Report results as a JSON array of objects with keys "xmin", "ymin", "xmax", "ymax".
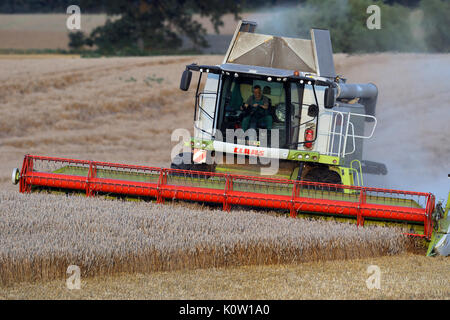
[{"xmin": 217, "ymin": 76, "xmax": 287, "ymax": 148}]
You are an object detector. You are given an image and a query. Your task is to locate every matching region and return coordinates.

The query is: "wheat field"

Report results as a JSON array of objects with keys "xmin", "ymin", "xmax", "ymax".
[
  {"xmin": 0, "ymin": 13, "xmax": 265, "ymax": 50},
  {"xmin": 2, "ymin": 254, "xmax": 448, "ymax": 300},
  {"xmin": 0, "ymin": 53, "xmax": 449, "ymax": 298},
  {"xmin": 0, "ymin": 191, "xmax": 408, "ymax": 286}
]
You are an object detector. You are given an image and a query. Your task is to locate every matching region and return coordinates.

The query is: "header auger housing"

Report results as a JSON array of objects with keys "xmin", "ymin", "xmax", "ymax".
[{"xmin": 11, "ymin": 21, "xmax": 448, "ymax": 256}]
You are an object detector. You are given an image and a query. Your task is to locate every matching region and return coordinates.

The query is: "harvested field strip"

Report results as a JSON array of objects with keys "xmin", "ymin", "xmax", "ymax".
[
  {"xmin": 2, "ymin": 254, "xmax": 448, "ymax": 300},
  {"xmin": 0, "ymin": 191, "xmax": 408, "ymax": 286},
  {"xmin": 0, "ymin": 57, "xmax": 193, "ymax": 102}
]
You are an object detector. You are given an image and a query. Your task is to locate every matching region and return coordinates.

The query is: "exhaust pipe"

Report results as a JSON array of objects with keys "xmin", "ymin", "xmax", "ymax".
[{"xmin": 336, "ymin": 83, "xmax": 378, "ymax": 120}]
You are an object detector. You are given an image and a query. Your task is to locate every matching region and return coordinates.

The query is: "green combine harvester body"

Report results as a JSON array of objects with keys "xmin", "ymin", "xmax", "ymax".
[{"xmin": 10, "ymin": 20, "xmax": 449, "ymax": 256}]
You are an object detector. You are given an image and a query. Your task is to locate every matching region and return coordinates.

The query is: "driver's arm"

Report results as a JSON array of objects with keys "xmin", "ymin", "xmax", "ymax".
[{"xmin": 261, "ymin": 97, "xmax": 269, "ymax": 109}]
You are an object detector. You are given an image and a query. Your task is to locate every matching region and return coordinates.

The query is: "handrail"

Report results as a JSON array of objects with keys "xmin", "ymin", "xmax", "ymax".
[{"xmin": 350, "ymin": 159, "xmax": 364, "ymax": 186}]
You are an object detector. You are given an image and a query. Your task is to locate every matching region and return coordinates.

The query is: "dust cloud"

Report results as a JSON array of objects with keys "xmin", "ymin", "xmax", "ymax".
[{"xmin": 334, "ymin": 53, "xmax": 450, "ymax": 201}]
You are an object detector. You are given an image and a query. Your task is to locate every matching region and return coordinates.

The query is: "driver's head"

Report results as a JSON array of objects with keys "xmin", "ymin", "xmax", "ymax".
[{"xmin": 253, "ymin": 85, "xmax": 262, "ymax": 99}]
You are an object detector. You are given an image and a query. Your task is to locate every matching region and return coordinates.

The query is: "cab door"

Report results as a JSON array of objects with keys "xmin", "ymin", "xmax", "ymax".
[{"xmin": 194, "ymin": 73, "xmax": 220, "ymax": 140}]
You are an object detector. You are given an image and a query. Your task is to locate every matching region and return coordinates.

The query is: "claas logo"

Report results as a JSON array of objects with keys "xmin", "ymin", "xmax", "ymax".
[{"xmin": 234, "ymin": 147, "xmax": 265, "ymax": 157}]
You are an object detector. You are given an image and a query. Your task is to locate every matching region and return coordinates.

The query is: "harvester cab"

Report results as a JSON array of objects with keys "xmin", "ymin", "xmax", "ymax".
[{"xmin": 177, "ymin": 20, "xmax": 385, "ymax": 187}]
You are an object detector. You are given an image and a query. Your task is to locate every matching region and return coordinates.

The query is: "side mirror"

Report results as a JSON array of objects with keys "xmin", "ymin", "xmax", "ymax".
[
  {"xmin": 180, "ymin": 69, "xmax": 192, "ymax": 91},
  {"xmin": 324, "ymin": 87, "xmax": 335, "ymax": 109},
  {"xmin": 307, "ymin": 104, "xmax": 319, "ymax": 117}
]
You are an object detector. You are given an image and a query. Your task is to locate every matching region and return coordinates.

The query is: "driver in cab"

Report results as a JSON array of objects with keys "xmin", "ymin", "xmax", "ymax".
[{"xmin": 240, "ymin": 85, "xmax": 272, "ymax": 131}]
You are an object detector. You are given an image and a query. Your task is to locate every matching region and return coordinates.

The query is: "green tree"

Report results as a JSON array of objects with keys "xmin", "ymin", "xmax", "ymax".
[
  {"xmin": 68, "ymin": 31, "xmax": 86, "ymax": 51},
  {"xmin": 260, "ymin": 0, "xmax": 418, "ymax": 53},
  {"xmin": 80, "ymin": 0, "xmax": 242, "ymax": 54},
  {"xmin": 420, "ymin": 0, "xmax": 450, "ymax": 52}
]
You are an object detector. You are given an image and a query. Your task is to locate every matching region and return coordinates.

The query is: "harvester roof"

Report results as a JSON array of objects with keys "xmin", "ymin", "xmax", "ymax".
[
  {"xmin": 221, "ymin": 63, "xmax": 300, "ymax": 78},
  {"xmin": 186, "ymin": 63, "xmax": 332, "ymax": 86}
]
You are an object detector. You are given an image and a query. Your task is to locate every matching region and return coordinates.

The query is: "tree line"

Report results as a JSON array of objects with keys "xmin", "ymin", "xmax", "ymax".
[
  {"xmin": 2, "ymin": 0, "xmax": 448, "ymax": 54},
  {"xmin": 0, "ymin": 0, "xmax": 423, "ymax": 13},
  {"xmin": 259, "ymin": 0, "xmax": 449, "ymax": 53}
]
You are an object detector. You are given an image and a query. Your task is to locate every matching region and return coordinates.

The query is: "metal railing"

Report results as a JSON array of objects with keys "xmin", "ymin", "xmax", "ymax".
[{"xmin": 322, "ymin": 110, "xmax": 377, "ymax": 158}]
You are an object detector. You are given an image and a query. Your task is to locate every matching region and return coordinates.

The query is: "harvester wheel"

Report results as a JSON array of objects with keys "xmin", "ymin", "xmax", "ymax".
[
  {"xmin": 170, "ymin": 152, "xmax": 193, "ymax": 171},
  {"xmin": 170, "ymin": 152, "xmax": 213, "ymax": 175},
  {"xmin": 303, "ymin": 167, "xmax": 342, "ymax": 191}
]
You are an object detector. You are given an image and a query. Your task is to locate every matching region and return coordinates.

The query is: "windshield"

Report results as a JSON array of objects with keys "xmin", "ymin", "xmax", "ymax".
[{"xmin": 216, "ymin": 75, "xmax": 289, "ymax": 148}]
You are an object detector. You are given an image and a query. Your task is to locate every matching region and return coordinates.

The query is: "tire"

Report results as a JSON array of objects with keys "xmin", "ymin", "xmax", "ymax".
[
  {"xmin": 302, "ymin": 167, "xmax": 342, "ymax": 191},
  {"xmin": 170, "ymin": 152, "xmax": 213, "ymax": 176},
  {"xmin": 170, "ymin": 152, "xmax": 193, "ymax": 170}
]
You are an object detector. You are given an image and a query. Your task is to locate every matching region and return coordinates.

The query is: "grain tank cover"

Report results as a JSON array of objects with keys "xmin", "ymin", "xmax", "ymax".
[{"xmin": 223, "ymin": 21, "xmax": 336, "ymax": 79}]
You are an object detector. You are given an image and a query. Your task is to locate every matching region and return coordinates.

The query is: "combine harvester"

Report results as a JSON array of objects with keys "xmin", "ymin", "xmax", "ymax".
[{"xmin": 11, "ymin": 21, "xmax": 449, "ymax": 256}]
